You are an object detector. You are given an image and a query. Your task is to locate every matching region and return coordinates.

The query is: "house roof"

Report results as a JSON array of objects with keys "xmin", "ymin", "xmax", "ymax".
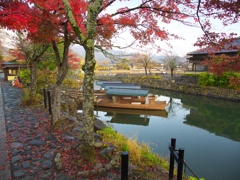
[
  {"xmin": 1, "ymin": 60, "xmax": 26, "ymax": 68},
  {"xmin": 187, "ymin": 37, "xmax": 240, "ymax": 56},
  {"xmin": 106, "ymin": 88, "xmax": 149, "ymax": 96},
  {"xmin": 95, "ymin": 81, "xmax": 122, "ymax": 86},
  {"xmin": 101, "ymin": 83, "xmax": 135, "ymax": 88},
  {"xmin": 104, "ymin": 85, "xmax": 141, "ymax": 90},
  {"xmin": 1, "ymin": 60, "xmax": 19, "ymax": 65}
]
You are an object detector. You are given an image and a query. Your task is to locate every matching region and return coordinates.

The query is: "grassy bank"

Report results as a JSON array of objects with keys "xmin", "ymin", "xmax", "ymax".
[
  {"xmin": 99, "ymin": 127, "xmax": 169, "ymax": 168},
  {"xmin": 99, "ymin": 126, "xmax": 204, "ymax": 180},
  {"xmin": 99, "ymin": 127, "xmax": 172, "ymax": 179}
]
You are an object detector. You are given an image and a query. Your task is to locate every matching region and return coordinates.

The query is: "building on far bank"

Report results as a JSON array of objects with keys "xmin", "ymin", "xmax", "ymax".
[
  {"xmin": 186, "ymin": 37, "xmax": 240, "ymax": 73},
  {"xmin": 1, "ymin": 60, "xmax": 26, "ymax": 81}
]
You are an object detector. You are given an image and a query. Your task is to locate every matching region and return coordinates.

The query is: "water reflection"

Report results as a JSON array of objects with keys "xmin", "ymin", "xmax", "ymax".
[
  {"xmin": 152, "ymin": 89, "xmax": 240, "ymax": 142},
  {"xmin": 106, "ymin": 113, "xmax": 150, "ymax": 126},
  {"xmin": 96, "ymin": 107, "xmax": 168, "ymax": 126},
  {"xmin": 91, "ymin": 87, "xmax": 240, "ymax": 180},
  {"xmin": 97, "ymin": 88, "xmax": 240, "ymax": 142},
  {"xmin": 183, "ymin": 103, "xmax": 240, "ymax": 141}
]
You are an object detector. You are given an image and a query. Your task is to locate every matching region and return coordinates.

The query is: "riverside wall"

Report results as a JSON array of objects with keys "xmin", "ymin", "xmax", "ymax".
[{"xmin": 95, "ymin": 75, "xmax": 240, "ymax": 102}]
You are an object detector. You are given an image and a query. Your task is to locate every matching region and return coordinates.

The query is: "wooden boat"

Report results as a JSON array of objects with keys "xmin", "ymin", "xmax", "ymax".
[
  {"xmin": 94, "ymin": 88, "xmax": 168, "ymax": 111},
  {"xmin": 95, "ymin": 97, "xmax": 168, "ymax": 110}
]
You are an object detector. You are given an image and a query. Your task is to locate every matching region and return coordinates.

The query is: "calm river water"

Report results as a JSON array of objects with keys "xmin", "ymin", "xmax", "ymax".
[{"xmin": 90, "ymin": 85, "xmax": 240, "ymax": 180}]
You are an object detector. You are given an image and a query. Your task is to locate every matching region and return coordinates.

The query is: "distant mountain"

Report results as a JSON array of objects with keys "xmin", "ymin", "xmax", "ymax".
[
  {"xmin": 71, "ymin": 45, "xmax": 163, "ymax": 62},
  {"xmin": 71, "ymin": 45, "xmax": 136, "ymax": 63},
  {"xmin": 176, "ymin": 56, "xmax": 188, "ymax": 63},
  {"xmin": 70, "ymin": 45, "xmax": 187, "ymax": 64}
]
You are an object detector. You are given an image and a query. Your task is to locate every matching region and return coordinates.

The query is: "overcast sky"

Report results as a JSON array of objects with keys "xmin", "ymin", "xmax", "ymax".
[
  {"xmin": 2, "ymin": 1, "xmax": 239, "ymax": 58},
  {"xmin": 104, "ymin": 0, "xmax": 240, "ymax": 56}
]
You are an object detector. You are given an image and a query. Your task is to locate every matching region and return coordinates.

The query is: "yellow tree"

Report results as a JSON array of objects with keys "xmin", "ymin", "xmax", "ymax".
[
  {"xmin": 162, "ymin": 51, "xmax": 178, "ymax": 76},
  {"xmin": 132, "ymin": 53, "xmax": 153, "ymax": 75}
]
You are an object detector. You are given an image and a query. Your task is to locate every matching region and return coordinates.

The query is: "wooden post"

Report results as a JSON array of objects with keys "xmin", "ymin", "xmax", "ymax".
[
  {"xmin": 121, "ymin": 151, "xmax": 129, "ymax": 180},
  {"xmin": 43, "ymin": 88, "xmax": 47, "ymax": 109},
  {"xmin": 169, "ymin": 138, "xmax": 176, "ymax": 180},
  {"xmin": 48, "ymin": 90, "xmax": 52, "ymax": 115},
  {"xmin": 177, "ymin": 148, "xmax": 184, "ymax": 180}
]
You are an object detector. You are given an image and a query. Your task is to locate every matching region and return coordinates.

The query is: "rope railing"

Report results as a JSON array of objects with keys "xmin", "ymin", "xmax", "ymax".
[
  {"xmin": 169, "ymin": 138, "xmax": 200, "ymax": 180},
  {"xmin": 184, "ymin": 160, "xmax": 200, "ymax": 180}
]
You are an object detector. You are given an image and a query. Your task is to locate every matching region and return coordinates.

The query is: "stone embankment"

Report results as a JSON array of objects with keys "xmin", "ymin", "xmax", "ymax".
[{"xmin": 96, "ymin": 75, "xmax": 240, "ymax": 102}]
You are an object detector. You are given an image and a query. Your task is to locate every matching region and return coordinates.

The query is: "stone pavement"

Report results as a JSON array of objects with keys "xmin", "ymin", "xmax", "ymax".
[
  {"xmin": 0, "ymin": 74, "xmax": 70, "ymax": 180},
  {"xmin": 0, "ymin": 72, "xmax": 11, "ymax": 179},
  {"xmin": 0, "ymin": 75, "xmax": 121, "ymax": 180}
]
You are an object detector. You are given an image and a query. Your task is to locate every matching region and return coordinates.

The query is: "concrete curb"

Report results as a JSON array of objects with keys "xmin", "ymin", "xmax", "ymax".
[{"xmin": 0, "ymin": 84, "xmax": 11, "ymax": 180}]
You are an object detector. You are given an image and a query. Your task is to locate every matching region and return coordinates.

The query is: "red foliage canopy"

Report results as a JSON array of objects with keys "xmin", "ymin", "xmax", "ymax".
[
  {"xmin": 194, "ymin": 0, "xmax": 239, "ymax": 49},
  {"xmin": 9, "ymin": 42, "xmax": 81, "ymax": 69},
  {"xmin": 202, "ymin": 53, "xmax": 240, "ymax": 76},
  {"xmin": 0, "ymin": 0, "xmax": 191, "ymax": 48},
  {"xmin": 68, "ymin": 51, "xmax": 81, "ymax": 69},
  {"xmin": 0, "ymin": 0, "xmax": 239, "ymax": 51}
]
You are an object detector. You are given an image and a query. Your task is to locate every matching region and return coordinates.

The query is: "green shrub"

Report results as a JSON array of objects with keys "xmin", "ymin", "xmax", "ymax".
[
  {"xmin": 19, "ymin": 69, "xmax": 30, "ymax": 85},
  {"xmin": 215, "ymin": 74, "xmax": 229, "ymax": 88},
  {"xmin": 188, "ymin": 176, "xmax": 204, "ymax": 180},
  {"xmin": 150, "ymin": 75, "xmax": 162, "ymax": 79},
  {"xmin": 184, "ymin": 74, "xmax": 200, "ymax": 77},
  {"xmin": 198, "ymin": 72, "xmax": 240, "ymax": 89},
  {"xmin": 20, "ymin": 88, "xmax": 41, "ymax": 106},
  {"xmin": 139, "ymin": 75, "xmax": 162, "ymax": 80},
  {"xmin": 198, "ymin": 72, "xmax": 216, "ymax": 86},
  {"xmin": 140, "ymin": 75, "xmax": 147, "ymax": 79}
]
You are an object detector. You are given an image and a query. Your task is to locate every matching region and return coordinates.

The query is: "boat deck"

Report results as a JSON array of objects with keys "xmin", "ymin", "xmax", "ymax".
[{"xmin": 95, "ymin": 98, "xmax": 167, "ymax": 111}]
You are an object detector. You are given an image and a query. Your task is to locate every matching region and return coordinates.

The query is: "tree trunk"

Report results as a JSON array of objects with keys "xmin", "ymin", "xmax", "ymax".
[
  {"xmin": 51, "ymin": 36, "xmax": 69, "ymax": 126},
  {"xmin": 171, "ymin": 68, "xmax": 174, "ymax": 76},
  {"xmin": 29, "ymin": 61, "xmax": 38, "ymax": 99},
  {"xmin": 145, "ymin": 66, "xmax": 148, "ymax": 75},
  {"xmin": 51, "ymin": 61, "xmax": 69, "ymax": 126},
  {"xmin": 62, "ymin": 0, "xmax": 103, "ymax": 161},
  {"xmin": 51, "ymin": 84, "xmax": 62, "ymax": 126},
  {"xmin": 80, "ymin": 45, "xmax": 96, "ymax": 160}
]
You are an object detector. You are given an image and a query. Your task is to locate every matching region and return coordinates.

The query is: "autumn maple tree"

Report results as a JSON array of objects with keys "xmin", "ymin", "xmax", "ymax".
[
  {"xmin": 201, "ymin": 52, "xmax": 240, "ymax": 89},
  {"xmin": 1, "ymin": 0, "xmax": 239, "ymax": 161},
  {"xmin": 10, "ymin": 32, "xmax": 50, "ymax": 99},
  {"xmin": 10, "ymin": 34, "xmax": 81, "ymax": 94},
  {"xmin": 202, "ymin": 53, "xmax": 240, "ymax": 76},
  {"xmin": 1, "ymin": 0, "xmax": 77, "ymax": 126}
]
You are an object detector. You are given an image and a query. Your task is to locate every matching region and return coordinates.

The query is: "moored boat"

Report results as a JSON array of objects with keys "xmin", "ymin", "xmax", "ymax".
[
  {"xmin": 94, "ymin": 82, "xmax": 168, "ymax": 111},
  {"xmin": 95, "ymin": 97, "xmax": 168, "ymax": 111}
]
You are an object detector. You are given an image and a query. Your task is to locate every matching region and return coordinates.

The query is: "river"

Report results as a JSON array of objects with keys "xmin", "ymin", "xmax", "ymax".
[{"xmin": 89, "ymin": 84, "xmax": 240, "ymax": 180}]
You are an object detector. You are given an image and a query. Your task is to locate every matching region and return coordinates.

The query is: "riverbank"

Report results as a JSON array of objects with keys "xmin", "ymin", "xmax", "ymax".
[
  {"xmin": 0, "ymin": 82, "xmax": 175, "ymax": 179},
  {"xmin": 95, "ymin": 74, "xmax": 240, "ymax": 102}
]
